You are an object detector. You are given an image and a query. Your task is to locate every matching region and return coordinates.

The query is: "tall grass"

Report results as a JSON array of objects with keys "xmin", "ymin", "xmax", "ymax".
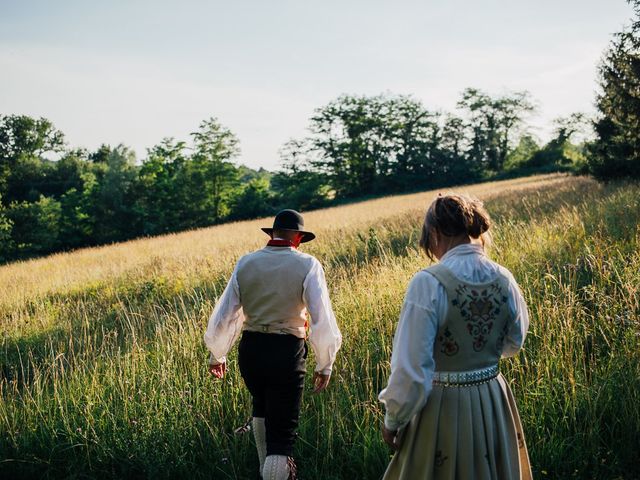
[{"xmin": 1, "ymin": 174, "xmax": 639, "ymax": 479}]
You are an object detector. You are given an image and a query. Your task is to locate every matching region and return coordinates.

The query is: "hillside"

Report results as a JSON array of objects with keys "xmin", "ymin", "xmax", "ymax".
[{"xmin": 1, "ymin": 173, "xmax": 639, "ymax": 479}]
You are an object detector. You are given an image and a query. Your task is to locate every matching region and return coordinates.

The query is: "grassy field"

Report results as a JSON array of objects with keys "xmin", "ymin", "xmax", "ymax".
[{"xmin": 1, "ymin": 173, "xmax": 639, "ymax": 479}]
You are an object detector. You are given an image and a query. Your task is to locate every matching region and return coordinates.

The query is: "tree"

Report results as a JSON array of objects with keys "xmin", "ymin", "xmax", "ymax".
[
  {"xmin": 188, "ymin": 118, "xmax": 241, "ymax": 225},
  {"xmin": 0, "ymin": 115, "xmax": 65, "ymax": 203},
  {"xmin": 230, "ymin": 177, "xmax": 275, "ymax": 220},
  {"xmin": 58, "ymin": 168, "xmax": 98, "ymax": 249},
  {"xmin": 308, "ymin": 94, "xmax": 387, "ymax": 197},
  {"xmin": 301, "ymin": 94, "xmax": 465, "ymax": 198},
  {"xmin": 505, "ymin": 135, "xmax": 541, "ymax": 169},
  {"xmin": 6, "ymin": 195, "xmax": 62, "ymax": 258},
  {"xmin": 589, "ymin": 0, "xmax": 640, "ymax": 179},
  {"xmin": 525, "ymin": 114, "xmax": 588, "ymax": 169},
  {"xmin": 279, "ymin": 92, "xmax": 527, "ymax": 200},
  {"xmin": 271, "ymin": 139, "xmax": 331, "ymax": 210},
  {"xmin": 89, "ymin": 144, "xmax": 139, "ymax": 243},
  {"xmin": 136, "ymin": 138, "xmax": 188, "ymax": 235},
  {"xmin": 0, "ymin": 195, "xmax": 13, "ymax": 262},
  {"xmin": 457, "ymin": 88, "xmax": 535, "ymax": 172},
  {"xmin": 0, "ymin": 114, "xmax": 249, "ymax": 263},
  {"xmin": 384, "ymin": 97, "xmax": 445, "ymax": 190}
]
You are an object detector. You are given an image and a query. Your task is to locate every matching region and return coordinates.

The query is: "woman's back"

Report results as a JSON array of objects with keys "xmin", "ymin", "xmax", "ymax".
[{"xmin": 379, "ymin": 195, "xmax": 532, "ymax": 480}]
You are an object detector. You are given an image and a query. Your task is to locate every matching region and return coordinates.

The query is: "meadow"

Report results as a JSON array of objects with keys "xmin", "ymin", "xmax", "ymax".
[{"xmin": 1, "ymin": 173, "xmax": 639, "ymax": 479}]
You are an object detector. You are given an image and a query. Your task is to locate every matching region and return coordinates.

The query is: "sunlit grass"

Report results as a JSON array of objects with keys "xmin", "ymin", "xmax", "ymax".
[{"xmin": 1, "ymin": 173, "xmax": 639, "ymax": 479}]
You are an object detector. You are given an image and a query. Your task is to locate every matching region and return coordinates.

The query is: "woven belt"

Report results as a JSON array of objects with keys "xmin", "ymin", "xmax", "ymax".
[
  {"xmin": 243, "ymin": 324, "xmax": 306, "ymax": 338},
  {"xmin": 432, "ymin": 365, "xmax": 499, "ymax": 387}
]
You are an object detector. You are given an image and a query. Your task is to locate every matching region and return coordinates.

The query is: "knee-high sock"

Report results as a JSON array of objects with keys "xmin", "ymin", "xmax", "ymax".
[
  {"xmin": 252, "ymin": 417, "xmax": 266, "ymax": 472},
  {"xmin": 262, "ymin": 455, "xmax": 289, "ymax": 480}
]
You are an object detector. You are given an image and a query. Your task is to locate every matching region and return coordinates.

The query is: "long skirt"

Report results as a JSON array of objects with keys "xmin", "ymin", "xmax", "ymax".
[{"xmin": 383, "ymin": 374, "xmax": 532, "ymax": 480}]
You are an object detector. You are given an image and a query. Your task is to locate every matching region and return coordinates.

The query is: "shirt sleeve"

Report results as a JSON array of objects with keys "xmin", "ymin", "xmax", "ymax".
[
  {"xmin": 501, "ymin": 269, "xmax": 530, "ymax": 358},
  {"xmin": 203, "ymin": 267, "xmax": 245, "ymax": 365},
  {"xmin": 378, "ymin": 272, "xmax": 440, "ymax": 432},
  {"xmin": 303, "ymin": 258, "xmax": 342, "ymax": 375}
]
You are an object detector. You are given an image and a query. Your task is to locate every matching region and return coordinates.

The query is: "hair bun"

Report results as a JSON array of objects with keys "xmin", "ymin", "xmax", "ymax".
[{"xmin": 468, "ymin": 208, "xmax": 490, "ymax": 238}]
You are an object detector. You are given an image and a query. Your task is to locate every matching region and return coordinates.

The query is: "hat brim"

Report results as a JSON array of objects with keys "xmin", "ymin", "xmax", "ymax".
[{"xmin": 261, "ymin": 227, "xmax": 315, "ymax": 243}]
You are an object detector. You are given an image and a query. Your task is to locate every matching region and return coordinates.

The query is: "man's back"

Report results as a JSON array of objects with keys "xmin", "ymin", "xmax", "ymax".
[
  {"xmin": 204, "ymin": 209, "xmax": 341, "ymax": 480},
  {"xmin": 236, "ymin": 246, "xmax": 315, "ymax": 337}
]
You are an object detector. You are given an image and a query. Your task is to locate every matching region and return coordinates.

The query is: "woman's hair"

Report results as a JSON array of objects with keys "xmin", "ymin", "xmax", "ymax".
[{"xmin": 419, "ymin": 193, "xmax": 491, "ymax": 259}]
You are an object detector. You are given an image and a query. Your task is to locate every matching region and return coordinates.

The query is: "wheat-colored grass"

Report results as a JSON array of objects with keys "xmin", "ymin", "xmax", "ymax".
[{"xmin": 0, "ymin": 173, "xmax": 567, "ymax": 311}]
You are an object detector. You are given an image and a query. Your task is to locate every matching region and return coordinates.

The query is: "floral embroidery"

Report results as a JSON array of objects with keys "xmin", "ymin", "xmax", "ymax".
[
  {"xmin": 434, "ymin": 450, "xmax": 448, "ymax": 467},
  {"xmin": 452, "ymin": 283, "xmax": 508, "ymax": 351},
  {"xmin": 438, "ymin": 326, "xmax": 459, "ymax": 356}
]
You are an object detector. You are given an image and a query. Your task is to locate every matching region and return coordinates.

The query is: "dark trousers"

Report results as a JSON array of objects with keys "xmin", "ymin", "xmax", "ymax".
[{"xmin": 238, "ymin": 331, "xmax": 307, "ymax": 457}]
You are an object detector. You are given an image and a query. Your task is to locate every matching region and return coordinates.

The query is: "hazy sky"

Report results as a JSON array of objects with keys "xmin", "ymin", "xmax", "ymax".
[{"xmin": 0, "ymin": 0, "xmax": 634, "ymax": 170}]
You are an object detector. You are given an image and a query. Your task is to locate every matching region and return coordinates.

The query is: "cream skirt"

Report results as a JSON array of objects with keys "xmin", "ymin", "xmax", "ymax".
[{"xmin": 382, "ymin": 374, "xmax": 532, "ymax": 480}]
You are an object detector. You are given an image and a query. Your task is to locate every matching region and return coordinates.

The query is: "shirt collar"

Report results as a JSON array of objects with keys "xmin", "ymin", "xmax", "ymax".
[{"xmin": 440, "ymin": 243, "xmax": 485, "ymax": 262}]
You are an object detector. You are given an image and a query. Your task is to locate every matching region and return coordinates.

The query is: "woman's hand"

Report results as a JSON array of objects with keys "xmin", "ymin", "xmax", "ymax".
[
  {"xmin": 382, "ymin": 425, "xmax": 399, "ymax": 451},
  {"xmin": 208, "ymin": 361, "xmax": 227, "ymax": 379},
  {"xmin": 312, "ymin": 372, "xmax": 331, "ymax": 393}
]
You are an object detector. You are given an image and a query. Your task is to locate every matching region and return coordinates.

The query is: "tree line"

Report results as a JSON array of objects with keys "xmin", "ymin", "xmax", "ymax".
[
  {"xmin": 0, "ymin": 85, "xmax": 593, "ymax": 263},
  {"xmin": 588, "ymin": 0, "xmax": 640, "ymax": 179}
]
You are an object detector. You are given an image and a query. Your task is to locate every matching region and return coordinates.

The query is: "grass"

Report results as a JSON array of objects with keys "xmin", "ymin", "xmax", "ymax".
[{"xmin": 1, "ymin": 173, "xmax": 639, "ymax": 479}]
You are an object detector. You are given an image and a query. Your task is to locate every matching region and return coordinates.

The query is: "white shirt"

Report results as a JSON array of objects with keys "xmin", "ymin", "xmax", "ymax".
[
  {"xmin": 378, "ymin": 243, "xmax": 529, "ymax": 431},
  {"xmin": 203, "ymin": 249, "xmax": 342, "ymax": 375}
]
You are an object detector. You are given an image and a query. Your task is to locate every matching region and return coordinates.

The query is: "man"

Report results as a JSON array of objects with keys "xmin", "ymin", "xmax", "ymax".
[{"xmin": 204, "ymin": 209, "xmax": 342, "ymax": 480}]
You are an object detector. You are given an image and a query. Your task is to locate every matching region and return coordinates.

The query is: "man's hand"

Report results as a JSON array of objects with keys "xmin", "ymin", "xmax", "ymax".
[
  {"xmin": 208, "ymin": 361, "xmax": 227, "ymax": 379},
  {"xmin": 382, "ymin": 425, "xmax": 399, "ymax": 451},
  {"xmin": 312, "ymin": 372, "xmax": 331, "ymax": 393}
]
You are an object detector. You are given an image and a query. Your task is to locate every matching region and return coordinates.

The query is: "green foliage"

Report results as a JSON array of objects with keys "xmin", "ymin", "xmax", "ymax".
[
  {"xmin": 285, "ymin": 90, "xmax": 536, "ymax": 201},
  {"xmin": 524, "ymin": 114, "xmax": 588, "ymax": 170},
  {"xmin": 0, "ymin": 116, "xmax": 248, "ymax": 262},
  {"xmin": 0, "ymin": 114, "xmax": 65, "ymax": 203},
  {"xmin": 457, "ymin": 88, "xmax": 535, "ymax": 172},
  {"xmin": 90, "ymin": 145, "xmax": 139, "ymax": 243},
  {"xmin": 271, "ymin": 139, "xmax": 332, "ymax": 211},
  {"xmin": 589, "ymin": 0, "xmax": 640, "ymax": 179},
  {"xmin": 5, "ymin": 195, "xmax": 62, "ymax": 257},
  {"xmin": 229, "ymin": 177, "xmax": 275, "ymax": 220},
  {"xmin": 505, "ymin": 135, "xmax": 541, "ymax": 169},
  {"xmin": 304, "ymin": 93, "xmax": 474, "ymax": 197},
  {"xmin": 136, "ymin": 138, "xmax": 189, "ymax": 235},
  {"xmin": 0, "ymin": 197, "xmax": 13, "ymax": 262},
  {"xmin": 0, "ymin": 97, "xmax": 573, "ymax": 264}
]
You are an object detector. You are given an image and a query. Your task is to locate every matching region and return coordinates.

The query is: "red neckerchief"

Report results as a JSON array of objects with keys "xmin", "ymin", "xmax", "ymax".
[{"xmin": 267, "ymin": 239, "xmax": 298, "ymax": 249}]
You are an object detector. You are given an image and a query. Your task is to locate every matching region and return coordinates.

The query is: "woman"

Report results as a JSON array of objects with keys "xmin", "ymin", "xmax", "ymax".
[{"xmin": 378, "ymin": 194, "xmax": 532, "ymax": 480}]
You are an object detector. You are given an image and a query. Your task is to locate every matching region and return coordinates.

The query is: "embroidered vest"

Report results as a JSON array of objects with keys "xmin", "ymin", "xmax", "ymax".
[
  {"xmin": 427, "ymin": 263, "xmax": 513, "ymax": 372},
  {"xmin": 236, "ymin": 246, "xmax": 314, "ymax": 338}
]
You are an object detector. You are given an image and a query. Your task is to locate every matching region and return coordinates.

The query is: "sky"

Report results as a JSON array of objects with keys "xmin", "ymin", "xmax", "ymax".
[{"xmin": 0, "ymin": 0, "xmax": 634, "ymax": 170}]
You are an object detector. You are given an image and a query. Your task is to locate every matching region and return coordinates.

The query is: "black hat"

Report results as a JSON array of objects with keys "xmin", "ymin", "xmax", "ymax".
[{"xmin": 261, "ymin": 209, "xmax": 316, "ymax": 243}]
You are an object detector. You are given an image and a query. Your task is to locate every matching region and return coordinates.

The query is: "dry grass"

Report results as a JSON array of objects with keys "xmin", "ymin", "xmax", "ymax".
[{"xmin": 0, "ymin": 173, "xmax": 567, "ymax": 311}]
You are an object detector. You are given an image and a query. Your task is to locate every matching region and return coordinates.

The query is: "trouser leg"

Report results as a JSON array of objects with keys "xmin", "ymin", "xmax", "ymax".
[
  {"xmin": 264, "ymin": 370, "xmax": 305, "ymax": 457},
  {"xmin": 239, "ymin": 332, "xmax": 306, "ymax": 477}
]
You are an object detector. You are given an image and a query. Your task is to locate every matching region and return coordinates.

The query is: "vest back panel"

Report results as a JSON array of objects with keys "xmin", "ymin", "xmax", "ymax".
[
  {"xmin": 427, "ymin": 263, "xmax": 513, "ymax": 372},
  {"xmin": 236, "ymin": 247, "xmax": 314, "ymax": 337}
]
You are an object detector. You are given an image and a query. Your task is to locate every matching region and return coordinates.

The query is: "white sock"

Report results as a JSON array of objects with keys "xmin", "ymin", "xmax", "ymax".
[
  {"xmin": 262, "ymin": 455, "xmax": 289, "ymax": 480},
  {"xmin": 252, "ymin": 417, "xmax": 266, "ymax": 473}
]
